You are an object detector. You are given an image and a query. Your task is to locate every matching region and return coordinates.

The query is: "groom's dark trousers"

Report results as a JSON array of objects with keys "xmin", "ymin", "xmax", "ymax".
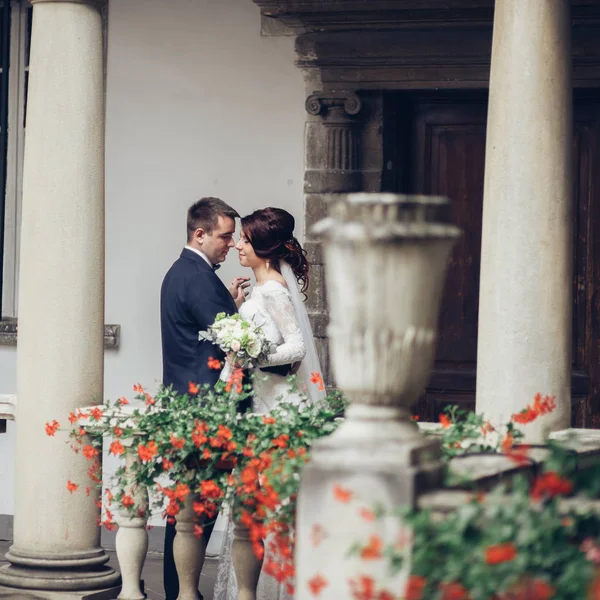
[{"xmin": 160, "ymin": 248, "xmax": 239, "ymax": 600}]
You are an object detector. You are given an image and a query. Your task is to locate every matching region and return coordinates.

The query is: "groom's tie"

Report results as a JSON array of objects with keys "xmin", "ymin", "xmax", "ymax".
[{"xmin": 212, "ymin": 264, "xmax": 221, "ymax": 272}]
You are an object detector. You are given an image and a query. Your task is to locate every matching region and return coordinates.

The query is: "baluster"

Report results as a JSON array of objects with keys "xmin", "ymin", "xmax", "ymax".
[
  {"xmin": 232, "ymin": 523, "xmax": 263, "ymax": 600},
  {"xmin": 116, "ymin": 440, "xmax": 149, "ymax": 600},
  {"xmin": 174, "ymin": 493, "xmax": 206, "ymax": 600}
]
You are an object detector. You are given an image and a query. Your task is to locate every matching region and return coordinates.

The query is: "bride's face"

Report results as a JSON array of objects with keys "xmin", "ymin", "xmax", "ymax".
[{"xmin": 236, "ymin": 231, "xmax": 261, "ymax": 268}]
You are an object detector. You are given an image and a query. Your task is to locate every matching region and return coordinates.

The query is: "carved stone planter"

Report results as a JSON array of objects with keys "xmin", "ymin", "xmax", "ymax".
[
  {"xmin": 313, "ymin": 193, "xmax": 459, "ymax": 473},
  {"xmin": 295, "ymin": 193, "xmax": 460, "ymax": 600}
]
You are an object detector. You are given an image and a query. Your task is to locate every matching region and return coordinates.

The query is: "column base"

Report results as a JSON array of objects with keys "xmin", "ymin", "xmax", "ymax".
[
  {"xmin": 0, "ymin": 563, "xmax": 120, "ymax": 595},
  {"xmin": 0, "ymin": 583, "xmax": 121, "ymax": 600}
]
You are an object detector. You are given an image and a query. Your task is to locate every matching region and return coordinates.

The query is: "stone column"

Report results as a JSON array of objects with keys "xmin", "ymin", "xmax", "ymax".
[
  {"xmin": 476, "ymin": 0, "xmax": 573, "ymax": 441},
  {"xmin": 0, "ymin": 1, "xmax": 119, "ymax": 597},
  {"xmin": 303, "ymin": 91, "xmax": 378, "ymax": 386}
]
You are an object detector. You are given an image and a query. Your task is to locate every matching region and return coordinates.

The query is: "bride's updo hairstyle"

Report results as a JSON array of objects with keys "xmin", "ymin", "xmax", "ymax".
[{"xmin": 241, "ymin": 207, "xmax": 310, "ymax": 294}]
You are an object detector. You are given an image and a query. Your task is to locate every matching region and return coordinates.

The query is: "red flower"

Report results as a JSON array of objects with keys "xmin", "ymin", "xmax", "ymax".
[
  {"xmin": 200, "ymin": 480, "xmax": 223, "ymax": 499},
  {"xmin": 530, "ymin": 471, "xmax": 572, "ymax": 501},
  {"xmin": 263, "ymin": 416, "xmax": 276, "ymax": 425},
  {"xmin": 90, "ymin": 407, "xmax": 103, "ymax": 421},
  {"xmin": 174, "ymin": 483, "xmax": 190, "ymax": 501},
  {"xmin": 192, "ymin": 424, "xmax": 208, "ymax": 447},
  {"xmin": 82, "ymin": 445, "xmax": 99, "ymax": 460},
  {"xmin": 66, "ymin": 480, "xmax": 79, "ymax": 493},
  {"xmin": 501, "ymin": 433, "xmax": 514, "ymax": 453},
  {"xmin": 528, "ymin": 579, "xmax": 554, "ymax": 600},
  {"xmin": 138, "ymin": 441, "xmax": 158, "ymax": 462},
  {"xmin": 170, "ymin": 434, "xmax": 185, "ymax": 450},
  {"xmin": 348, "ymin": 575, "xmax": 376, "ymax": 600},
  {"xmin": 188, "ymin": 382, "xmax": 199, "ymax": 395},
  {"xmin": 507, "ymin": 578, "xmax": 554, "ymax": 600},
  {"xmin": 193, "ymin": 524, "xmax": 204, "ymax": 538},
  {"xmin": 485, "ymin": 542, "xmax": 517, "ymax": 565},
  {"xmin": 439, "ymin": 414, "xmax": 451, "ymax": 428},
  {"xmin": 310, "ymin": 372, "xmax": 325, "ymax": 392},
  {"xmin": 272, "ymin": 434, "xmax": 289, "ymax": 449},
  {"xmin": 504, "ymin": 444, "xmax": 531, "ymax": 465},
  {"xmin": 512, "ymin": 393, "xmax": 556, "ymax": 424},
  {"xmin": 410, "ymin": 415, "xmax": 419, "ymax": 422},
  {"xmin": 45, "ymin": 420, "xmax": 60, "ymax": 436},
  {"xmin": 332, "ymin": 484, "xmax": 353, "ymax": 503},
  {"xmin": 359, "ymin": 508, "xmax": 376, "ymax": 522},
  {"xmin": 217, "ymin": 424, "xmax": 233, "ymax": 440},
  {"xmin": 360, "ymin": 534, "xmax": 383, "ymax": 560},
  {"xmin": 121, "ymin": 494, "xmax": 135, "ymax": 509},
  {"xmin": 133, "ymin": 383, "xmax": 144, "ymax": 393},
  {"xmin": 68, "ymin": 412, "xmax": 78, "ymax": 424},
  {"xmin": 116, "ymin": 396, "xmax": 129, "ymax": 406},
  {"xmin": 109, "ymin": 440, "xmax": 125, "ymax": 456},
  {"xmin": 439, "ymin": 582, "xmax": 470, "ymax": 600},
  {"xmin": 481, "ymin": 420, "xmax": 494, "ymax": 436},
  {"xmin": 207, "ymin": 357, "xmax": 223, "ymax": 371},
  {"xmin": 113, "ymin": 426, "xmax": 124, "ymax": 437},
  {"xmin": 88, "ymin": 461, "xmax": 101, "ymax": 483},
  {"xmin": 589, "ymin": 577, "xmax": 600, "ymax": 600},
  {"xmin": 308, "ymin": 574, "xmax": 328, "ymax": 596},
  {"xmin": 162, "ymin": 458, "xmax": 174, "ymax": 470}
]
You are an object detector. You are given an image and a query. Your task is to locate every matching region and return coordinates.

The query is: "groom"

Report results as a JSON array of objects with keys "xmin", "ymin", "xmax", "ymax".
[{"xmin": 160, "ymin": 197, "xmax": 249, "ymax": 600}]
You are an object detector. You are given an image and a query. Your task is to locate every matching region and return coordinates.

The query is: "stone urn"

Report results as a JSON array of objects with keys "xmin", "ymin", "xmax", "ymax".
[
  {"xmin": 312, "ymin": 193, "xmax": 460, "ymax": 486},
  {"xmin": 295, "ymin": 193, "xmax": 460, "ymax": 600}
]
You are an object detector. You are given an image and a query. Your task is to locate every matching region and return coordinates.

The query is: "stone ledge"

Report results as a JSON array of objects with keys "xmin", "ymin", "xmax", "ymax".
[
  {"xmin": 0, "ymin": 319, "xmax": 120, "ymax": 349},
  {"xmin": 417, "ymin": 427, "xmax": 600, "ymax": 512}
]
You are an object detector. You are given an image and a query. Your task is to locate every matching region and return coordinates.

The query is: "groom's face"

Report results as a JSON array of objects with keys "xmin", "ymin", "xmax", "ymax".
[{"xmin": 200, "ymin": 215, "xmax": 236, "ymax": 265}]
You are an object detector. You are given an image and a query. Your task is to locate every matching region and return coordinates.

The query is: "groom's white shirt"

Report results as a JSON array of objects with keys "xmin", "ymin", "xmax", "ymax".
[{"xmin": 184, "ymin": 245, "xmax": 212, "ymax": 268}]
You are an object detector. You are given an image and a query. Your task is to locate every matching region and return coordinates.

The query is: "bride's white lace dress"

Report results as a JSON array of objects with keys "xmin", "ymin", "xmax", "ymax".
[{"xmin": 213, "ymin": 279, "xmax": 307, "ymax": 600}]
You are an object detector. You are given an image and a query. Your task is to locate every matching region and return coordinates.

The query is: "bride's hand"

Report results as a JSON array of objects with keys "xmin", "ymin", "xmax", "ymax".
[
  {"xmin": 228, "ymin": 276, "xmax": 250, "ymax": 308},
  {"xmin": 226, "ymin": 352, "xmax": 244, "ymax": 370}
]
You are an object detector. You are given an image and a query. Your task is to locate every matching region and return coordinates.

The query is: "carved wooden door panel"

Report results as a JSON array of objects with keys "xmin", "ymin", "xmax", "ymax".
[
  {"xmin": 394, "ymin": 94, "xmax": 600, "ymax": 426},
  {"xmin": 403, "ymin": 97, "xmax": 487, "ymax": 420}
]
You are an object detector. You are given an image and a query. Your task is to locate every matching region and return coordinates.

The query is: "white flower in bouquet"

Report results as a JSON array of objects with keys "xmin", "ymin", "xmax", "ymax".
[{"xmin": 199, "ymin": 312, "xmax": 270, "ymax": 370}]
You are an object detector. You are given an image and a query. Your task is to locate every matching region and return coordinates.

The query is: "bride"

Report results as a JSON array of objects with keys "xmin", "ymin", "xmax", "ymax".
[{"xmin": 213, "ymin": 207, "xmax": 325, "ymax": 600}]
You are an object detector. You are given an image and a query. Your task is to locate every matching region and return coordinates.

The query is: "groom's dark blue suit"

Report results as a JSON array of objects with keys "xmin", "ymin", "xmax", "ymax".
[
  {"xmin": 161, "ymin": 248, "xmax": 237, "ymax": 394},
  {"xmin": 160, "ymin": 247, "xmax": 237, "ymax": 600}
]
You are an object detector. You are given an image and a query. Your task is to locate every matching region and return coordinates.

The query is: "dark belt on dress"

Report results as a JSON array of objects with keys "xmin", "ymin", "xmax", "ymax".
[{"xmin": 259, "ymin": 364, "xmax": 293, "ymax": 377}]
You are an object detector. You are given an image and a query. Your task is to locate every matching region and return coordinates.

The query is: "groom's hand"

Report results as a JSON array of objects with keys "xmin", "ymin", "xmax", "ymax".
[{"xmin": 228, "ymin": 277, "xmax": 250, "ymax": 308}]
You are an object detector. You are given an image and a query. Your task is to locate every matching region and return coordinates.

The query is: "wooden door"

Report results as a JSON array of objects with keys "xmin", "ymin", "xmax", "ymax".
[{"xmin": 389, "ymin": 93, "xmax": 600, "ymax": 426}]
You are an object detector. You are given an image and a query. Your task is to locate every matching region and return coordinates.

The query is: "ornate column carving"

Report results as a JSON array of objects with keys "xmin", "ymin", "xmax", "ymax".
[
  {"xmin": 303, "ymin": 91, "xmax": 383, "ymax": 387},
  {"xmin": 304, "ymin": 91, "xmax": 363, "ymax": 193}
]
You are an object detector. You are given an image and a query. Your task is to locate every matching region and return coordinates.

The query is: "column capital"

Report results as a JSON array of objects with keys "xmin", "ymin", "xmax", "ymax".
[{"xmin": 305, "ymin": 91, "xmax": 362, "ymax": 118}]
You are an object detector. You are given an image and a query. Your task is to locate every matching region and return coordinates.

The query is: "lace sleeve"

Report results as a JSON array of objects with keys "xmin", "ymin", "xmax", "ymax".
[{"xmin": 260, "ymin": 285, "xmax": 307, "ymax": 367}]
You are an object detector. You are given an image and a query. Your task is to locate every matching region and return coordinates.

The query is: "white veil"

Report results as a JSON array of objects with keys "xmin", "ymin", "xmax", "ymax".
[{"xmin": 280, "ymin": 261, "xmax": 327, "ymax": 405}]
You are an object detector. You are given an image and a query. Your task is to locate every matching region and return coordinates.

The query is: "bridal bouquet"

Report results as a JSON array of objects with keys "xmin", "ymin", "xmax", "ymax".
[{"xmin": 199, "ymin": 313, "xmax": 270, "ymax": 383}]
